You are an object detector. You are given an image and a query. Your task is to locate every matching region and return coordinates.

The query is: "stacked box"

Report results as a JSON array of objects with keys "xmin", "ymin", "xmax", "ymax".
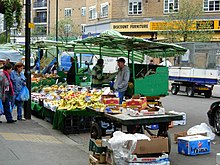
[
  {"xmin": 178, "ymin": 135, "xmax": 210, "ymax": 155},
  {"xmin": 126, "ymin": 97, "xmax": 147, "ymax": 111},
  {"xmin": 103, "ymin": 98, "xmax": 119, "ymax": 106},
  {"xmin": 174, "ymin": 131, "xmax": 207, "ymax": 143}
]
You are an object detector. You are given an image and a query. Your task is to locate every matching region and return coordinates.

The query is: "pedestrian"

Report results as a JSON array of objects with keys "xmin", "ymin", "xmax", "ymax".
[
  {"xmin": 114, "ymin": 58, "xmax": 130, "ymax": 104},
  {"xmin": 0, "ymin": 64, "xmax": 16, "ymax": 123},
  {"xmin": 10, "ymin": 62, "xmax": 26, "ymax": 121},
  {"xmin": 67, "ymin": 57, "xmax": 76, "ymax": 85},
  {"xmin": 91, "ymin": 59, "xmax": 105, "ymax": 88},
  {"xmin": 49, "ymin": 62, "xmax": 58, "ymax": 74},
  {"xmin": 149, "ymin": 59, "xmax": 154, "ymax": 65}
]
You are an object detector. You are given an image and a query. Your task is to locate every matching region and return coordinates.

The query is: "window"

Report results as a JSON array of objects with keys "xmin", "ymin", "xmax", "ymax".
[
  {"xmin": 81, "ymin": 7, "xmax": 86, "ymax": 16},
  {"xmin": 100, "ymin": 2, "xmax": 108, "ymax": 17},
  {"xmin": 89, "ymin": 6, "xmax": 97, "ymax": 19},
  {"xmin": 128, "ymin": 0, "xmax": 142, "ymax": 15},
  {"xmin": 64, "ymin": 24, "xmax": 71, "ymax": 33},
  {"xmin": 204, "ymin": 0, "xmax": 220, "ymax": 12},
  {"xmin": 64, "ymin": 8, "xmax": 72, "ymax": 17},
  {"xmin": 164, "ymin": 0, "xmax": 179, "ymax": 13}
]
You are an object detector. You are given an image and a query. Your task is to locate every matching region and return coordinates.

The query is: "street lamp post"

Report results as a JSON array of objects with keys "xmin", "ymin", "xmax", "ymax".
[
  {"xmin": 24, "ymin": 0, "xmax": 31, "ymax": 119},
  {"xmin": 56, "ymin": 0, "xmax": 58, "ymax": 65}
]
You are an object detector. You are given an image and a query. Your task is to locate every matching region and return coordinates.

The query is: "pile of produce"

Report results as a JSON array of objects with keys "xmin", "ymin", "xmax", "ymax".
[{"xmin": 32, "ymin": 84, "xmax": 106, "ymax": 111}]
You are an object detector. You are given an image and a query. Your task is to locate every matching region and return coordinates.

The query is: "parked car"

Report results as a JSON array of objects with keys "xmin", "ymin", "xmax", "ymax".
[{"xmin": 207, "ymin": 101, "xmax": 220, "ymax": 135}]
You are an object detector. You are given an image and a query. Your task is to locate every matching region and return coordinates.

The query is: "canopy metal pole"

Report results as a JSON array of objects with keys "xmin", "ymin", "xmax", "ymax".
[
  {"xmin": 24, "ymin": 0, "xmax": 31, "ymax": 119},
  {"xmin": 99, "ymin": 45, "xmax": 102, "ymax": 59},
  {"xmin": 80, "ymin": 53, "xmax": 82, "ymax": 68},
  {"xmin": 132, "ymin": 48, "xmax": 135, "ymax": 93}
]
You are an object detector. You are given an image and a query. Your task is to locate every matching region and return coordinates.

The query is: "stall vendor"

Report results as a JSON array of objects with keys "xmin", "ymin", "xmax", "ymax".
[
  {"xmin": 114, "ymin": 58, "xmax": 130, "ymax": 104},
  {"xmin": 91, "ymin": 59, "xmax": 105, "ymax": 88}
]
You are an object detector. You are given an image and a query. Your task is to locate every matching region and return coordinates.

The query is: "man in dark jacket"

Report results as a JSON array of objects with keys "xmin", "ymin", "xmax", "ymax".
[{"xmin": 67, "ymin": 57, "xmax": 76, "ymax": 85}]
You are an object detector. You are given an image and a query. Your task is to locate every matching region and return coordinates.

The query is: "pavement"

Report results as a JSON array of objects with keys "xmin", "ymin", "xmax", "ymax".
[{"xmin": 0, "ymin": 114, "xmax": 89, "ymax": 165}]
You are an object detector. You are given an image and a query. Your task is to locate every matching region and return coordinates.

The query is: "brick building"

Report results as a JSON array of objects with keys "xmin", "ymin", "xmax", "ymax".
[{"xmin": 31, "ymin": 0, "xmax": 220, "ymax": 41}]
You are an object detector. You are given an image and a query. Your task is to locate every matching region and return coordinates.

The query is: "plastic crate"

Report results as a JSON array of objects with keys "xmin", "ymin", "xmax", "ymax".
[
  {"xmin": 62, "ymin": 115, "xmax": 93, "ymax": 134},
  {"xmin": 89, "ymin": 139, "xmax": 107, "ymax": 154}
]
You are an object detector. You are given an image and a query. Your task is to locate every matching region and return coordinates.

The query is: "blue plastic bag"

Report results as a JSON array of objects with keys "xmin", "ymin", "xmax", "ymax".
[
  {"xmin": 0, "ymin": 99, "xmax": 4, "ymax": 115},
  {"xmin": 16, "ymin": 86, "xmax": 30, "ymax": 101}
]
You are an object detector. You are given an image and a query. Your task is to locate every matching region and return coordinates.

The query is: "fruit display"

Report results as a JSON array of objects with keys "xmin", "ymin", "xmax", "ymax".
[{"xmin": 31, "ymin": 84, "xmax": 106, "ymax": 111}]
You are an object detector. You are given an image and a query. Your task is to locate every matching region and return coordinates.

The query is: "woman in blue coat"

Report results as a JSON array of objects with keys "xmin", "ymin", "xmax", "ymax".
[{"xmin": 10, "ymin": 62, "xmax": 26, "ymax": 120}]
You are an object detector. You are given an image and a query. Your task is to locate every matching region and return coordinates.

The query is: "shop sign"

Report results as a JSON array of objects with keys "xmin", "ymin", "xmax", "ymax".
[
  {"xmin": 111, "ymin": 22, "xmax": 149, "ymax": 32},
  {"xmin": 150, "ymin": 20, "xmax": 220, "ymax": 31}
]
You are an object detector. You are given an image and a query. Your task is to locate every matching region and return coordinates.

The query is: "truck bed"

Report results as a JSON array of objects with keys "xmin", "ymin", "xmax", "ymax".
[{"xmin": 169, "ymin": 67, "xmax": 219, "ymax": 85}]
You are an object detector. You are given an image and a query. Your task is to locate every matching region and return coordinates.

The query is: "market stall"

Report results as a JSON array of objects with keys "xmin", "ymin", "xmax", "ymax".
[{"xmin": 30, "ymin": 30, "xmax": 187, "ymax": 137}]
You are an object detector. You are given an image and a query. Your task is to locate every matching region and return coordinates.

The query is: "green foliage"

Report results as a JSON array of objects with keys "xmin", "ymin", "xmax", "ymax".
[
  {"xmin": 0, "ymin": 31, "xmax": 9, "ymax": 43},
  {"xmin": 50, "ymin": 18, "xmax": 82, "ymax": 43},
  {"xmin": 159, "ymin": 0, "xmax": 214, "ymax": 42},
  {"xmin": 1, "ymin": 0, "xmax": 23, "ymax": 31}
]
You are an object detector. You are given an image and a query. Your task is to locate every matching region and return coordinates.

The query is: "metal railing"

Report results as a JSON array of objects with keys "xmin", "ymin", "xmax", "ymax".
[
  {"xmin": 33, "ymin": 17, "xmax": 47, "ymax": 23},
  {"xmin": 33, "ymin": 1, "xmax": 47, "ymax": 8}
]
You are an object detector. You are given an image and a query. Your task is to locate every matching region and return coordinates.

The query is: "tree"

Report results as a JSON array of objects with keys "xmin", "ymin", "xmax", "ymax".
[
  {"xmin": 50, "ymin": 18, "xmax": 82, "ymax": 43},
  {"xmin": 159, "ymin": 0, "xmax": 214, "ymax": 42}
]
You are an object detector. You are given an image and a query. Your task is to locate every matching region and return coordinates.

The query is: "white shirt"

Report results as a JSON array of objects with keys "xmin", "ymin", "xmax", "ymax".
[{"xmin": 159, "ymin": 60, "xmax": 172, "ymax": 67}]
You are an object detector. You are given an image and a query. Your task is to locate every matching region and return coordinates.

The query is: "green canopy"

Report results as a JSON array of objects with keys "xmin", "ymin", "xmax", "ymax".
[
  {"xmin": 72, "ymin": 30, "xmax": 187, "ymax": 63},
  {"xmin": 31, "ymin": 30, "xmax": 187, "ymax": 63}
]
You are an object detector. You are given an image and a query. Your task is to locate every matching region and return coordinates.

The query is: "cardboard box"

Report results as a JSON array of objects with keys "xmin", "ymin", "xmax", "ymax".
[
  {"xmin": 130, "ymin": 137, "xmax": 169, "ymax": 155},
  {"xmin": 103, "ymin": 98, "xmax": 119, "ymax": 106},
  {"xmin": 126, "ymin": 97, "xmax": 147, "ymax": 110},
  {"xmin": 174, "ymin": 131, "xmax": 207, "ymax": 143},
  {"xmin": 173, "ymin": 112, "xmax": 186, "ymax": 126},
  {"xmin": 178, "ymin": 135, "xmax": 210, "ymax": 156},
  {"xmin": 106, "ymin": 149, "xmax": 115, "ymax": 165},
  {"xmin": 126, "ymin": 153, "xmax": 170, "ymax": 164},
  {"xmin": 101, "ymin": 94, "xmax": 116, "ymax": 102}
]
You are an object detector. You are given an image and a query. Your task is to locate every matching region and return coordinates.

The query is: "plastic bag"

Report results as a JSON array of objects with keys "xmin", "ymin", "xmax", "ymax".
[
  {"xmin": 187, "ymin": 123, "xmax": 215, "ymax": 140},
  {"xmin": 16, "ymin": 86, "xmax": 30, "ymax": 101},
  {"xmin": 0, "ymin": 99, "xmax": 4, "ymax": 115}
]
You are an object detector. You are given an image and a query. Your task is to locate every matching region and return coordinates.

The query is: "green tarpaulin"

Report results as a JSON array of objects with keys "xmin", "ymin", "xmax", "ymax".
[{"xmin": 31, "ymin": 30, "xmax": 187, "ymax": 63}]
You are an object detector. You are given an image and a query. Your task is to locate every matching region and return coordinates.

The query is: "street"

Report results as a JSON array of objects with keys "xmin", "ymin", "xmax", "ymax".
[
  {"xmin": 67, "ymin": 86, "xmax": 220, "ymax": 165},
  {"xmin": 161, "ymin": 93, "xmax": 220, "ymax": 165}
]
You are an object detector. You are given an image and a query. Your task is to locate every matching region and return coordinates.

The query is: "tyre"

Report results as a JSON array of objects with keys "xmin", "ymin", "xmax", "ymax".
[
  {"xmin": 171, "ymin": 85, "xmax": 179, "ymax": 95},
  {"xmin": 204, "ymin": 91, "xmax": 212, "ymax": 98},
  {"xmin": 90, "ymin": 123, "xmax": 102, "ymax": 139},
  {"xmin": 214, "ymin": 108, "xmax": 220, "ymax": 135},
  {"xmin": 186, "ymin": 86, "xmax": 194, "ymax": 97}
]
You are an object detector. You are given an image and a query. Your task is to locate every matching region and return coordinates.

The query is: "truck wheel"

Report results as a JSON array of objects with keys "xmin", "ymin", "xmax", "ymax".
[
  {"xmin": 214, "ymin": 108, "xmax": 220, "ymax": 135},
  {"xmin": 186, "ymin": 87, "xmax": 194, "ymax": 97},
  {"xmin": 90, "ymin": 123, "xmax": 102, "ymax": 139},
  {"xmin": 171, "ymin": 85, "xmax": 178, "ymax": 95},
  {"xmin": 204, "ymin": 91, "xmax": 212, "ymax": 98}
]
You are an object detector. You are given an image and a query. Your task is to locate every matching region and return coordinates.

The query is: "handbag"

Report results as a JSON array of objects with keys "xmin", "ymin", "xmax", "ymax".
[
  {"xmin": 0, "ymin": 99, "xmax": 4, "ymax": 115},
  {"xmin": 16, "ymin": 86, "xmax": 30, "ymax": 101}
]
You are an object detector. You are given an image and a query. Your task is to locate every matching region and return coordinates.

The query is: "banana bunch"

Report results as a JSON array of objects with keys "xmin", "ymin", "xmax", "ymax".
[
  {"xmin": 91, "ymin": 102, "xmax": 106, "ymax": 112},
  {"xmin": 90, "ymin": 91, "xmax": 103, "ymax": 102}
]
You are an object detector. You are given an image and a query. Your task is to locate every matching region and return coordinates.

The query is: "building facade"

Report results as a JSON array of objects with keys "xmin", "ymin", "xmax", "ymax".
[
  {"xmin": 82, "ymin": 0, "xmax": 220, "ymax": 40},
  {"xmin": 29, "ymin": 0, "xmax": 220, "ymax": 41}
]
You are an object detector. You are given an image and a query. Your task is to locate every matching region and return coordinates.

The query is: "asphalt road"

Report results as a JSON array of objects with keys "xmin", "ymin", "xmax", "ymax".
[
  {"xmin": 68, "ymin": 85, "xmax": 220, "ymax": 165},
  {"xmin": 161, "ymin": 87, "xmax": 220, "ymax": 165}
]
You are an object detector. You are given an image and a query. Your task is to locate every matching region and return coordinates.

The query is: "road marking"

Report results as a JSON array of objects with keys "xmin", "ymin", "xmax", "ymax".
[{"xmin": 0, "ymin": 132, "xmax": 62, "ymax": 144}]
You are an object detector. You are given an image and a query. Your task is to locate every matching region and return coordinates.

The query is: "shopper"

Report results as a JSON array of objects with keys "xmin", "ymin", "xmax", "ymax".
[
  {"xmin": 10, "ymin": 62, "xmax": 26, "ymax": 121},
  {"xmin": 114, "ymin": 58, "xmax": 130, "ymax": 104},
  {"xmin": 50, "ymin": 62, "xmax": 58, "ymax": 74},
  {"xmin": 91, "ymin": 59, "xmax": 105, "ymax": 88},
  {"xmin": 0, "ymin": 64, "xmax": 16, "ymax": 123},
  {"xmin": 67, "ymin": 57, "xmax": 76, "ymax": 85}
]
